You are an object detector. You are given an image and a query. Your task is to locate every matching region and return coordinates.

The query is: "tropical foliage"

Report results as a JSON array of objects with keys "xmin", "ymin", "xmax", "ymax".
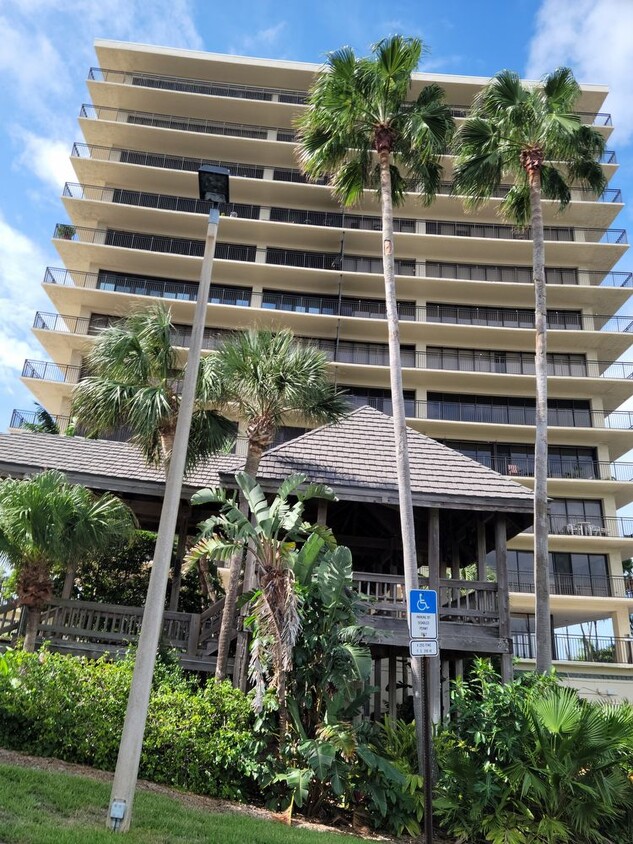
[
  {"xmin": 71, "ymin": 304, "xmax": 234, "ymax": 474},
  {"xmin": 0, "ymin": 470, "xmax": 136, "ymax": 650},
  {"xmin": 452, "ymin": 68, "xmax": 607, "ymax": 673},
  {"xmin": 434, "ymin": 660, "xmax": 633, "ymax": 843},
  {"xmin": 203, "ymin": 328, "xmax": 347, "ymax": 682}
]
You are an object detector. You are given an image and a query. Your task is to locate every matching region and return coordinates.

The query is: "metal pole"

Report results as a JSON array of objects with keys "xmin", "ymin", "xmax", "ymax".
[
  {"xmin": 106, "ymin": 208, "xmax": 220, "ymax": 832},
  {"xmin": 423, "ymin": 657, "xmax": 434, "ymax": 844}
]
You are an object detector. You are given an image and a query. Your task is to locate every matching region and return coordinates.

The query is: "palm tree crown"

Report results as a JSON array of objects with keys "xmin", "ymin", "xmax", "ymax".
[
  {"xmin": 295, "ymin": 35, "xmax": 453, "ymax": 205},
  {"xmin": 0, "ymin": 470, "xmax": 135, "ymax": 650},
  {"xmin": 206, "ymin": 328, "xmax": 349, "ymax": 475},
  {"xmin": 452, "ymin": 67, "xmax": 607, "ymax": 674},
  {"xmin": 452, "ymin": 67, "xmax": 606, "ymax": 218},
  {"xmin": 72, "ymin": 305, "xmax": 234, "ymax": 474}
]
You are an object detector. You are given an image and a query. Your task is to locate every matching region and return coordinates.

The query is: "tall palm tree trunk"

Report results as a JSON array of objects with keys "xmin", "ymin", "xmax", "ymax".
[
  {"xmin": 530, "ymin": 171, "xmax": 552, "ymax": 673},
  {"xmin": 61, "ymin": 563, "xmax": 77, "ymax": 599},
  {"xmin": 378, "ymin": 151, "xmax": 425, "ymax": 768}
]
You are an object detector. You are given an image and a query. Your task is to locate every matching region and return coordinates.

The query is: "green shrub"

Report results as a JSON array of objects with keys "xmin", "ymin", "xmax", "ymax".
[
  {"xmin": 434, "ymin": 660, "xmax": 633, "ymax": 844},
  {"xmin": 0, "ymin": 650, "xmax": 254, "ymax": 800}
]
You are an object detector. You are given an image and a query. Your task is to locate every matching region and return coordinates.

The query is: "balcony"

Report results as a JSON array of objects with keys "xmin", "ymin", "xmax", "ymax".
[
  {"xmin": 89, "ymin": 67, "xmax": 308, "ymax": 104},
  {"xmin": 518, "ymin": 515, "xmax": 633, "ymax": 539},
  {"xmin": 62, "ymin": 183, "xmax": 628, "ymax": 245},
  {"xmin": 43, "ymin": 268, "xmax": 251, "ymax": 306},
  {"xmin": 513, "ymin": 633, "xmax": 633, "ymax": 664},
  {"xmin": 80, "ymin": 104, "xmax": 294, "ymax": 143},
  {"xmin": 86, "ymin": 69, "xmax": 613, "ymax": 128},
  {"xmin": 22, "ymin": 360, "xmax": 82, "ymax": 384},
  {"xmin": 459, "ymin": 454, "xmax": 633, "ymax": 482},
  {"xmin": 509, "ymin": 573, "xmax": 633, "ymax": 598}
]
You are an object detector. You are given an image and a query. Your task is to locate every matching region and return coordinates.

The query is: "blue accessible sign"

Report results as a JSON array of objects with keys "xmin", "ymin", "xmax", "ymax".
[{"xmin": 408, "ymin": 589, "xmax": 438, "ymax": 639}]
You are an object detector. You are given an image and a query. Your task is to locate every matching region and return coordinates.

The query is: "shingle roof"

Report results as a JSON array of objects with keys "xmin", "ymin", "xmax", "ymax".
[
  {"xmin": 0, "ymin": 406, "xmax": 533, "ymax": 512},
  {"xmin": 227, "ymin": 405, "xmax": 534, "ymax": 512}
]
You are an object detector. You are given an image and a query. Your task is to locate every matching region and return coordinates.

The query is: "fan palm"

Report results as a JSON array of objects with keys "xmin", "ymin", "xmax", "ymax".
[
  {"xmin": 187, "ymin": 471, "xmax": 337, "ymax": 739},
  {"xmin": 71, "ymin": 304, "xmax": 234, "ymax": 475},
  {"xmin": 203, "ymin": 328, "xmax": 348, "ymax": 681},
  {"xmin": 296, "ymin": 33, "xmax": 453, "ymax": 664},
  {"xmin": 0, "ymin": 470, "xmax": 136, "ymax": 651},
  {"xmin": 452, "ymin": 68, "xmax": 607, "ymax": 672}
]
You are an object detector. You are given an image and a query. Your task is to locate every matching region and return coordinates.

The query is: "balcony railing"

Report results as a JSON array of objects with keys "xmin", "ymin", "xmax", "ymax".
[
  {"xmin": 60, "ymin": 185, "xmax": 629, "ymax": 245},
  {"xmin": 523, "ymin": 515, "xmax": 633, "ymax": 538},
  {"xmin": 22, "ymin": 360, "xmax": 82, "ymax": 384},
  {"xmin": 464, "ymin": 455, "xmax": 633, "ymax": 482},
  {"xmin": 85, "ymin": 72, "xmax": 614, "ymax": 128},
  {"xmin": 71, "ymin": 143, "xmax": 266, "ymax": 179},
  {"xmin": 417, "ymin": 352, "xmax": 633, "ymax": 379},
  {"xmin": 415, "ymin": 400, "xmax": 633, "ymax": 430},
  {"xmin": 513, "ymin": 633, "xmax": 633, "ymax": 664},
  {"xmin": 80, "ymin": 104, "xmax": 294, "ymax": 142},
  {"xmin": 509, "ymin": 574, "xmax": 633, "ymax": 598},
  {"xmin": 89, "ymin": 67, "xmax": 308, "ymax": 104},
  {"xmin": 43, "ymin": 267, "xmax": 251, "ymax": 307}
]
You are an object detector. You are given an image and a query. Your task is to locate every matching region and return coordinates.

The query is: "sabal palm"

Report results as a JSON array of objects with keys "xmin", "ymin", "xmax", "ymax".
[
  {"xmin": 452, "ymin": 68, "xmax": 606, "ymax": 672},
  {"xmin": 204, "ymin": 328, "xmax": 348, "ymax": 681},
  {"xmin": 72, "ymin": 304, "xmax": 233, "ymax": 475},
  {"xmin": 0, "ymin": 470, "xmax": 135, "ymax": 651},
  {"xmin": 187, "ymin": 471, "xmax": 336, "ymax": 740},
  {"xmin": 296, "ymin": 34, "xmax": 453, "ymax": 645}
]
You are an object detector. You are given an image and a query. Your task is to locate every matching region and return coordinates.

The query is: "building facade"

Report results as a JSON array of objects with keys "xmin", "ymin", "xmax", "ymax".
[{"xmin": 12, "ymin": 40, "xmax": 633, "ymax": 699}]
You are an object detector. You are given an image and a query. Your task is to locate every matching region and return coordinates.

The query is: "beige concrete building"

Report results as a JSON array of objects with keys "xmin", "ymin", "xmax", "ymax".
[{"xmin": 11, "ymin": 40, "xmax": 633, "ymax": 699}]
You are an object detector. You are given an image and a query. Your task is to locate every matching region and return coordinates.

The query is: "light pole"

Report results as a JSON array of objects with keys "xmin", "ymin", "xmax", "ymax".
[{"xmin": 107, "ymin": 166, "xmax": 230, "ymax": 832}]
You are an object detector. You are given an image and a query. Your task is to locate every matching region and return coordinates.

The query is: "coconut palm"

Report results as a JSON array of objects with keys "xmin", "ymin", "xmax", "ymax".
[
  {"xmin": 71, "ymin": 304, "xmax": 234, "ymax": 475},
  {"xmin": 203, "ymin": 328, "xmax": 348, "ymax": 681},
  {"xmin": 451, "ymin": 68, "xmax": 607, "ymax": 672},
  {"xmin": 0, "ymin": 470, "xmax": 136, "ymax": 651},
  {"xmin": 187, "ymin": 471, "xmax": 337, "ymax": 740}
]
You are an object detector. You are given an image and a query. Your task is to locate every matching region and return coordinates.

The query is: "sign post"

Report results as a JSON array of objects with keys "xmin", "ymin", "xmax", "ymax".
[{"xmin": 408, "ymin": 589, "xmax": 438, "ymax": 844}]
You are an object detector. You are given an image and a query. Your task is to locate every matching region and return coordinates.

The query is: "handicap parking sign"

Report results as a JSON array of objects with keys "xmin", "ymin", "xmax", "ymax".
[{"xmin": 408, "ymin": 589, "xmax": 438, "ymax": 639}]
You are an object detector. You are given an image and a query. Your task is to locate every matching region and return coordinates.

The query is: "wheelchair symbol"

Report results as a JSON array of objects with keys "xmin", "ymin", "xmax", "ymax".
[{"xmin": 416, "ymin": 595, "xmax": 431, "ymax": 612}]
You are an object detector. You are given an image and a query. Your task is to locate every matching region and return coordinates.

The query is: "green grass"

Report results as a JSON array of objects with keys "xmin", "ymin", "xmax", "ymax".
[{"xmin": 0, "ymin": 763, "xmax": 363, "ymax": 844}]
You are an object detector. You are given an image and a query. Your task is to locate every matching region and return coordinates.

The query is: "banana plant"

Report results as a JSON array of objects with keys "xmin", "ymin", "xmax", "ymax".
[{"xmin": 187, "ymin": 472, "xmax": 336, "ymax": 739}]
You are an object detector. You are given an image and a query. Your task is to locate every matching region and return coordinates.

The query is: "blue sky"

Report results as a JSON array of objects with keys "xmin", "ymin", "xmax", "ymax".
[{"xmin": 0, "ymin": 0, "xmax": 632, "ymax": 429}]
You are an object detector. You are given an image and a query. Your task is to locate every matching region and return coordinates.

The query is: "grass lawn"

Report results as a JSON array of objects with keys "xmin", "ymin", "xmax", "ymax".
[{"xmin": 0, "ymin": 763, "xmax": 369, "ymax": 844}]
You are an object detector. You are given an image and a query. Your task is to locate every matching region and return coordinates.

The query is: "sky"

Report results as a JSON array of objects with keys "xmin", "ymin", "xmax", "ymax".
[{"xmin": 0, "ymin": 0, "xmax": 632, "ymax": 431}]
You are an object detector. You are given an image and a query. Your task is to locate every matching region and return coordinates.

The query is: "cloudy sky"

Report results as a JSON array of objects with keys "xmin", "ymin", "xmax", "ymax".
[{"xmin": 0, "ymin": 0, "xmax": 632, "ymax": 427}]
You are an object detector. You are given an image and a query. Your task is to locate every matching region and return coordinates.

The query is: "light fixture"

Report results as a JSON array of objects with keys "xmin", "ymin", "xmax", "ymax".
[{"xmin": 198, "ymin": 165, "xmax": 230, "ymax": 205}]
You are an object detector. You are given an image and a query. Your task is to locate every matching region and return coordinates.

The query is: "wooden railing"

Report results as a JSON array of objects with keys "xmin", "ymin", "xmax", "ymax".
[
  {"xmin": 0, "ymin": 600, "xmax": 21, "ymax": 639},
  {"xmin": 352, "ymin": 572, "xmax": 499, "ymax": 626},
  {"xmin": 33, "ymin": 598, "xmax": 232, "ymax": 661}
]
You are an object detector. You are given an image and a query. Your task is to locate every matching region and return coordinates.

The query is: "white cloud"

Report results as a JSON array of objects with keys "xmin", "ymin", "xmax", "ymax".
[
  {"xmin": 229, "ymin": 22, "xmax": 288, "ymax": 57},
  {"xmin": 0, "ymin": 214, "xmax": 53, "ymax": 392},
  {"xmin": 526, "ymin": 0, "xmax": 633, "ymax": 145},
  {"xmin": 12, "ymin": 129, "xmax": 76, "ymax": 193}
]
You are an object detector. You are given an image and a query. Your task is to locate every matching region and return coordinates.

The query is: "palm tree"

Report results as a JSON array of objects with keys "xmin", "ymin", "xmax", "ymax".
[
  {"xmin": 187, "ymin": 471, "xmax": 337, "ymax": 740},
  {"xmin": 203, "ymin": 328, "xmax": 348, "ymax": 681},
  {"xmin": 295, "ymin": 35, "xmax": 454, "ymax": 742},
  {"xmin": 0, "ymin": 470, "xmax": 136, "ymax": 651},
  {"xmin": 72, "ymin": 304, "xmax": 234, "ymax": 475},
  {"xmin": 451, "ymin": 68, "xmax": 607, "ymax": 672}
]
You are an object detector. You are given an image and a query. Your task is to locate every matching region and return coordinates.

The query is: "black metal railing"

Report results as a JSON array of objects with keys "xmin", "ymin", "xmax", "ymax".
[
  {"xmin": 21, "ymin": 360, "xmax": 82, "ymax": 384},
  {"xmin": 509, "ymin": 574, "xmax": 633, "ymax": 598},
  {"xmin": 462, "ymin": 454, "xmax": 633, "ymax": 482},
  {"xmin": 260, "ymin": 291, "xmax": 417, "ymax": 320},
  {"xmin": 424, "ymin": 219, "xmax": 626, "ymax": 244},
  {"xmin": 71, "ymin": 143, "xmax": 266, "ymax": 179},
  {"xmin": 43, "ymin": 267, "xmax": 251, "ymax": 307},
  {"xmin": 527, "ymin": 515, "xmax": 633, "ymax": 538},
  {"xmin": 89, "ymin": 67, "xmax": 308, "ymax": 104},
  {"xmin": 63, "ymin": 183, "xmax": 259, "ymax": 218},
  {"xmin": 418, "ymin": 400, "xmax": 633, "ymax": 429},
  {"xmin": 448, "ymin": 104, "xmax": 612, "ymax": 126},
  {"xmin": 424, "ymin": 263, "xmax": 632, "ymax": 288},
  {"xmin": 417, "ymin": 351, "xmax": 633, "ymax": 379},
  {"xmin": 513, "ymin": 633, "xmax": 633, "ymax": 664},
  {"xmin": 80, "ymin": 104, "xmax": 294, "ymax": 142}
]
